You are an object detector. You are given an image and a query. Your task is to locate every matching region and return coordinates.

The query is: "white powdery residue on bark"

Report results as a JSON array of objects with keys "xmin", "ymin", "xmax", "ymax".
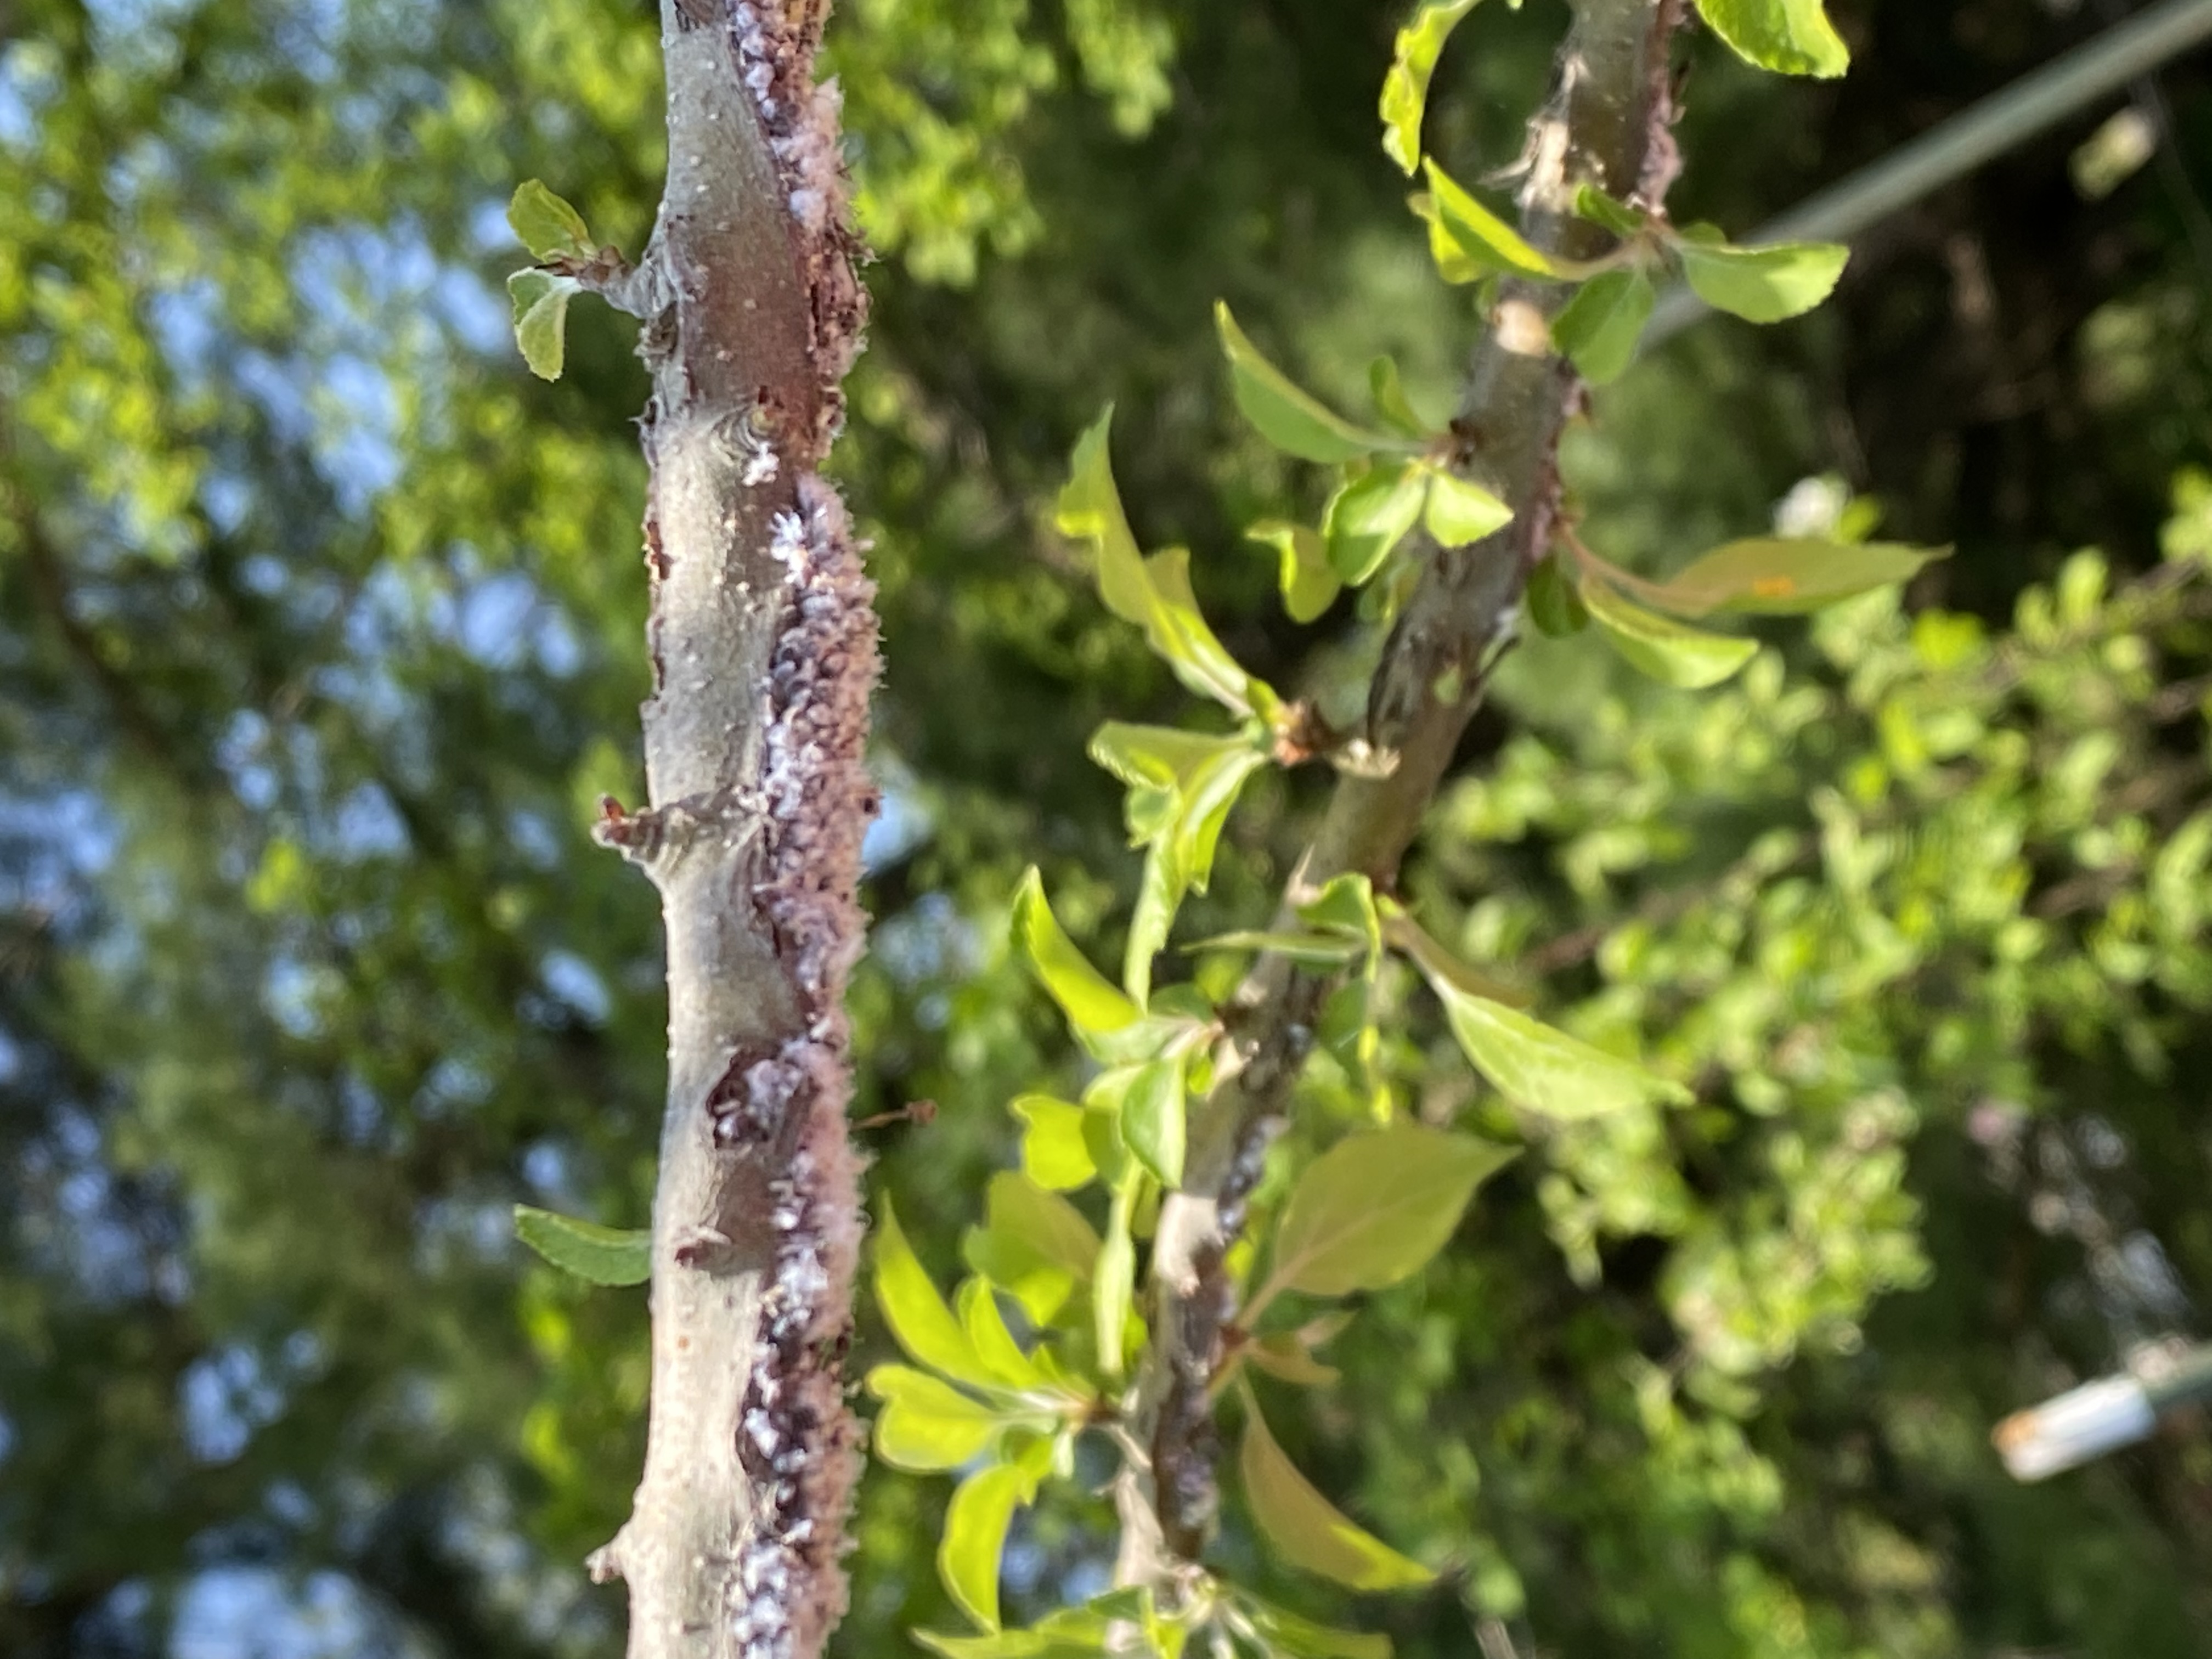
[{"xmin": 724, "ymin": 470, "xmax": 877, "ymax": 1659}]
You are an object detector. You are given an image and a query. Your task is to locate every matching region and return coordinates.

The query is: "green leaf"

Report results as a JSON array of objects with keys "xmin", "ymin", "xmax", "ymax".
[
  {"xmin": 940, "ymin": 1462, "xmax": 1038, "ymax": 1630},
  {"xmin": 1379, "ymin": 0, "xmax": 1485, "ymax": 175},
  {"xmin": 1675, "ymin": 231, "xmax": 1849, "ymax": 324},
  {"xmin": 1572, "ymin": 183, "xmax": 1648, "ymax": 239},
  {"xmin": 1264, "ymin": 1124, "xmax": 1515, "ymax": 1297},
  {"xmin": 1579, "ymin": 573, "xmax": 1759, "ymax": 689},
  {"xmin": 1237, "ymin": 1595, "xmax": 1394, "ymax": 1659},
  {"xmin": 506, "ymin": 179, "xmax": 596, "ymax": 261},
  {"xmin": 1647, "ymin": 537, "xmax": 1951, "ymax": 617},
  {"xmin": 963, "ymin": 1173, "xmax": 1101, "ymax": 1327},
  {"xmin": 1422, "ymin": 159, "xmax": 1560, "ymax": 278},
  {"xmin": 912, "ymin": 1610, "xmax": 1112, "ymax": 1659},
  {"xmin": 1244, "ymin": 1332, "xmax": 1341, "ymax": 1387},
  {"xmin": 1247, "ymin": 520, "xmax": 1342, "ymax": 623},
  {"xmin": 1408, "ymin": 191, "xmax": 1488, "ymax": 285},
  {"xmin": 1523, "ymin": 554, "xmax": 1589, "ymax": 636},
  {"xmin": 1241, "ymin": 1398, "xmax": 1436, "ymax": 1590},
  {"xmin": 1421, "ymin": 466, "xmax": 1514, "ymax": 548},
  {"xmin": 957, "ymin": 1279, "xmax": 1047, "ymax": 1393},
  {"xmin": 1382, "ymin": 909, "xmax": 1530, "ymax": 1007},
  {"xmin": 506, "ymin": 270, "xmax": 578, "ymax": 381},
  {"xmin": 1325, "ymin": 461, "xmax": 1429, "ymax": 585},
  {"xmin": 1095, "ymin": 1178, "xmax": 1139, "ymax": 1380},
  {"xmin": 1216, "ymin": 303, "xmax": 1418, "ymax": 464},
  {"xmin": 1057, "ymin": 410, "xmax": 1271, "ymax": 714},
  {"xmin": 1298, "ymin": 873, "xmax": 1381, "ymax": 951},
  {"xmin": 866, "ymin": 1365, "xmax": 1006, "ymax": 1472},
  {"xmin": 1119, "ymin": 1058, "xmax": 1186, "ymax": 1187},
  {"xmin": 1011, "ymin": 1094, "xmax": 1096, "ymax": 1192},
  {"xmin": 1012, "ymin": 867, "xmax": 1140, "ymax": 1043},
  {"xmin": 1694, "ymin": 0, "xmax": 1849, "ymax": 77},
  {"xmin": 1549, "ymin": 267, "xmax": 1655, "ymax": 385},
  {"xmin": 1089, "ymin": 725, "xmax": 1272, "ymax": 1001},
  {"xmin": 873, "ymin": 1197, "xmax": 996, "ymax": 1389},
  {"xmin": 1189, "ymin": 929, "xmax": 1367, "ymax": 966},
  {"xmin": 1368, "ymin": 356, "xmax": 1435, "ymax": 439},
  {"xmin": 1418, "ymin": 969, "xmax": 1692, "ymax": 1120},
  {"xmin": 512, "ymin": 1205, "xmax": 650, "ymax": 1286}
]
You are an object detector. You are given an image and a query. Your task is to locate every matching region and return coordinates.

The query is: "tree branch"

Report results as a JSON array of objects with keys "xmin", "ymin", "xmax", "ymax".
[
  {"xmin": 1125, "ymin": 0, "xmax": 1689, "ymax": 1581},
  {"xmin": 582, "ymin": 5, "xmax": 877, "ymax": 1658}
]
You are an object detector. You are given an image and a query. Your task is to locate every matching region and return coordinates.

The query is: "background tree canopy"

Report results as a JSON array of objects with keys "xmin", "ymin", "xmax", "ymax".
[{"xmin": 6, "ymin": 1, "xmax": 2212, "ymax": 1655}]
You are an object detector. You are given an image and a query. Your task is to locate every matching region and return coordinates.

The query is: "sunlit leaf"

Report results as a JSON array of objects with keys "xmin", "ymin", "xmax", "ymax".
[
  {"xmin": 1011, "ymin": 867, "xmax": 1140, "ymax": 1043},
  {"xmin": 1244, "ymin": 1332, "xmax": 1341, "ymax": 1387},
  {"xmin": 1240, "ymin": 1398, "xmax": 1436, "ymax": 1590},
  {"xmin": 1011, "ymin": 1094, "xmax": 1096, "ymax": 1192},
  {"xmin": 963, "ymin": 1172, "xmax": 1101, "ymax": 1327},
  {"xmin": 1237, "ymin": 1595, "xmax": 1394, "ymax": 1659},
  {"xmin": 1247, "ymin": 519, "xmax": 1342, "ymax": 623},
  {"xmin": 1422, "ymin": 159, "xmax": 1561, "ymax": 278},
  {"xmin": 940, "ymin": 1462, "xmax": 1038, "ymax": 1630},
  {"xmin": 512, "ymin": 1205, "xmax": 650, "ymax": 1286},
  {"xmin": 1379, "ymin": 0, "xmax": 1487, "ymax": 174},
  {"xmin": 1572, "ymin": 183, "xmax": 1648, "ymax": 239},
  {"xmin": 912, "ymin": 1610, "xmax": 1112, "ymax": 1659},
  {"xmin": 1095, "ymin": 1179, "xmax": 1139, "ymax": 1380},
  {"xmin": 1111, "ymin": 1057, "xmax": 1184, "ymax": 1187},
  {"xmin": 1675, "ymin": 229, "xmax": 1849, "ymax": 324},
  {"xmin": 1578, "ymin": 573, "xmax": 1759, "ymax": 689},
  {"xmin": 1422, "ymin": 466, "xmax": 1513, "ymax": 547},
  {"xmin": 874, "ymin": 1198, "xmax": 996, "ymax": 1389},
  {"xmin": 1695, "ymin": 0, "xmax": 1849, "ymax": 77},
  {"xmin": 866, "ymin": 1365, "xmax": 1006, "ymax": 1472},
  {"xmin": 1647, "ymin": 537, "xmax": 1950, "ymax": 616},
  {"xmin": 506, "ymin": 179, "xmax": 596, "ymax": 261},
  {"xmin": 957, "ymin": 1278, "xmax": 1047, "ymax": 1392},
  {"xmin": 1264, "ymin": 1123, "xmax": 1515, "ymax": 1297},
  {"xmin": 1419, "ymin": 965, "xmax": 1692, "ymax": 1119},
  {"xmin": 1325, "ymin": 460, "xmax": 1429, "ymax": 585},
  {"xmin": 1549, "ymin": 267, "xmax": 1655, "ymax": 385},
  {"xmin": 1368, "ymin": 356, "xmax": 1436, "ymax": 439},
  {"xmin": 1057, "ymin": 410, "xmax": 1271, "ymax": 714},
  {"xmin": 506, "ymin": 270, "xmax": 578, "ymax": 381},
  {"xmin": 1216, "ymin": 303, "xmax": 1419, "ymax": 463},
  {"xmin": 1188, "ymin": 929, "xmax": 1366, "ymax": 966}
]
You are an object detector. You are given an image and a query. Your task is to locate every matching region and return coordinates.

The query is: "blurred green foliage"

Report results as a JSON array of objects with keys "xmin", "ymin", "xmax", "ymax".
[{"xmin": 6, "ymin": 1, "xmax": 2212, "ymax": 1656}]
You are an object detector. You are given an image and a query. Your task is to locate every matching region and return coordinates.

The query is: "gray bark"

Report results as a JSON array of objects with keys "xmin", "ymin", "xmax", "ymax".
[{"xmin": 582, "ymin": 6, "xmax": 876, "ymax": 1659}]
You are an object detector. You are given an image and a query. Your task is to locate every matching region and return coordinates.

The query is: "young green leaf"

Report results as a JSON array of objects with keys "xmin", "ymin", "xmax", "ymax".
[
  {"xmin": 1011, "ymin": 1094, "xmax": 1096, "ymax": 1192},
  {"xmin": 1379, "ymin": 0, "xmax": 1486, "ymax": 175},
  {"xmin": 1011, "ymin": 867, "xmax": 1141, "ymax": 1043},
  {"xmin": 1578, "ymin": 573, "xmax": 1759, "ymax": 689},
  {"xmin": 1523, "ymin": 553, "xmax": 1590, "ymax": 636},
  {"xmin": 1549, "ymin": 267, "xmax": 1655, "ymax": 385},
  {"xmin": 506, "ymin": 179, "xmax": 597, "ymax": 261},
  {"xmin": 1240, "ymin": 1398, "xmax": 1437, "ymax": 1590},
  {"xmin": 1382, "ymin": 909, "xmax": 1531, "ymax": 1008},
  {"xmin": 1324, "ymin": 460, "xmax": 1429, "ymax": 585},
  {"xmin": 1094, "ymin": 1180, "xmax": 1139, "ymax": 1380},
  {"xmin": 874, "ymin": 1197, "xmax": 996, "ymax": 1389},
  {"xmin": 866, "ymin": 1365, "xmax": 1007, "ymax": 1471},
  {"xmin": 963, "ymin": 1172, "xmax": 1101, "ymax": 1327},
  {"xmin": 1298, "ymin": 872, "xmax": 1383, "ymax": 960},
  {"xmin": 1695, "ymin": 0, "xmax": 1849, "ymax": 78},
  {"xmin": 1118, "ymin": 1057, "xmax": 1186, "ymax": 1187},
  {"xmin": 912, "ymin": 1609, "xmax": 1112, "ymax": 1659},
  {"xmin": 1674, "ymin": 231, "xmax": 1849, "ymax": 324},
  {"xmin": 1188, "ymin": 929, "xmax": 1367, "ymax": 966},
  {"xmin": 1647, "ymin": 537, "xmax": 1950, "ymax": 617},
  {"xmin": 512, "ymin": 1205, "xmax": 650, "ymax": 1286},
  {"xmin": 1248, "ymin": 519, "xmax": 1344, "ymax": 623},
  {"xmin": 1057, "ymin": 411, "xmax": 1271, "ymax": 714},
  {"xmin": 1368, "ymin": 356, "xmax": 1436, "ymax": 439},
  {"xmin": 1421, "ymin": 970, "xmax": 1692, "ymax": 1120},
  {"xmin": 1572, "ymin": 183, "xmax": 1649, "ymax": 239},
  {"xmin": 1216, "ymin": 303, "xmax": 1419, "ymax": 463},
  {"xmin": 957, "ymin": 1278, "xmax": 1048, "ymax": 1393},
  {"xmin": 1234, "ymin": 1595, "xmax": 1394, "ymax": 1659},
  {"xmin": 506, "ymin": 270, "xmax": 578, "ymax": 381},
  {"xmin": 940, "ymin": 1462, "xmax": 1039, "ymax": 1630},
  {"xmin": 1423, "ymin": 159, "xmax": 1561, "ymax": 278},
  {"xmin": 1244, "ymin": 1332, "xmax": 1342, "ymax": 1388},
  {"xmin": 1261, "ymin": 1123, "xmax": 1516, "ymax": 1299},
  {"xmin": 1422, "ymin": 466, "xmax": 1514, "ymax": 548},
  {"xmin": 1408, "ymin": 190, "xmax": 1488, "ymax": 285}
]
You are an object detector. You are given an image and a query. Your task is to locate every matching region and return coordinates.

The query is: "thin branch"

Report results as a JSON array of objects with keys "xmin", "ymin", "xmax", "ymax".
[{"xmin": 1124, "ymin": 0, "xmax": 1691, "ymax": 1582}]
